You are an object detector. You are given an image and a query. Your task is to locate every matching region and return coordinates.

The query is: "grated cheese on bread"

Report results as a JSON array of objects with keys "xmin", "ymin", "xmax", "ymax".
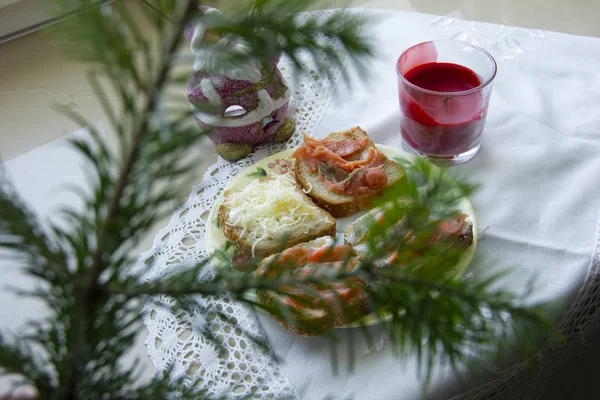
[{"xmin": 218, "ymin": 173, "xmax": 336, "ymax": 259}]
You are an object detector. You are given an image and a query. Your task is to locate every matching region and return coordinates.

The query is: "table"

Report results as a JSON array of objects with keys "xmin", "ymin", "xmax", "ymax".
[
  {"xmin": 2, "ymin": 7, "xmax": 600, "ymax": 400},
  {"xmin": 139, "ymin": 9, "xmax": 600, "ymax": 399}
]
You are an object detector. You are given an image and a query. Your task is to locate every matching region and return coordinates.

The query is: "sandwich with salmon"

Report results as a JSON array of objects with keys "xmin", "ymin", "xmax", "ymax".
[
  {"xmin": 255, "ymin": 236, "xmax": 369, "ymax": 335},
  {"xmin": 344, "ymin": 202, "xmax": 474, "ymax": 268},
  {"xmin": 292, "ymin": 127, "xmax": 405, "ymax": 218}
]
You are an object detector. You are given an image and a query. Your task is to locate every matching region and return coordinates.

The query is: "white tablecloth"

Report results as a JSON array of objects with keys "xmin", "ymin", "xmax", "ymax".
[
  {"xmin": 257, "ymin": 10, "xmax": 600, "ymax": 400},
  {"xmin": 3, "ymin": 8, "xmax": 600, "ymax": 400}
]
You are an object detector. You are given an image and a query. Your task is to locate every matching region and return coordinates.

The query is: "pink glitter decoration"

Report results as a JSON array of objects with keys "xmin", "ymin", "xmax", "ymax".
[{"xmin": 185, "ymin": 7, "xmax": 296, "ymax": 160}]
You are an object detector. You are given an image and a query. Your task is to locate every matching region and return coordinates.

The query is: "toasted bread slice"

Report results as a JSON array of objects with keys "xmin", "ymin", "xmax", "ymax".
[
  {"xmin": 256, "ymin": 236, "xmax": 369, "ymax": 336},
  {"xmin": 218, "ymin": 174, "xmax": 336, "ymax": 259},
  {"xmin": 294, "ymin": 127, "xmax": 405, "ymax": 218},
  {"xmin": 344, "ymin": 204, "xmax": 403, "ymax": 266},
  {"xmin": 344, "ymin": 203, "xmax": 474, "ymax": 266}
]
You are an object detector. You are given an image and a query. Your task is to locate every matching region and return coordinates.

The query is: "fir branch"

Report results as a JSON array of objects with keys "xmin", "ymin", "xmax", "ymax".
[
  {"xmin": 0, "ymin": 0, "xmax": 560, "ymax": 398},
  {"xmin": 188, "ymin": 0, "xmax": 373, "ymax": 83},
  {"xmin": 107, "ymin": 158, "xmax": 557, "ymax": 384},
  {"xmin": 85, "ymin": 0, "xmax": 195, "ymax": 287},
  {"xmin": 0, "ymin": 332, "xmax": 55, "ymax": 397},
  {"xmin": 60, "ymin": 3, "xmax": 198, "ymax": 398},
  {"xmin": 139, "ymin": 0, "xmax": 172, "ymax": 22}
]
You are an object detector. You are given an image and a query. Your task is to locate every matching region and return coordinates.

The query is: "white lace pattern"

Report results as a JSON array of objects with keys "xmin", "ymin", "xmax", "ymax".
[
  {"xmin": 136, "ymin": 10, "xmax": 352, "ymax": 399},
  {"xmin": 137, "ymin": 9, "xmax": 600, "ymax": 400}
]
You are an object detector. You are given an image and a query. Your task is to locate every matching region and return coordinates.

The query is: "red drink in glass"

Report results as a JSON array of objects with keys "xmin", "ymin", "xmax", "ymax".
[{"xmin": 397, "ymin": 41, "xmax": 497, "ymax": 164}]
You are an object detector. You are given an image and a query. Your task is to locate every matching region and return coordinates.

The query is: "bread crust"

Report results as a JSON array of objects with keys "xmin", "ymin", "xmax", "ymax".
[
  {"xmin": 293, "ymin": 127, "xmax": 405, "ymax": 218},
  {"xmin": 257, "ymin": 288, "xmax": 369, "ymax": 336},
  {"xmin": 217, "ymin": 178, "xmax": 336, "ymax": 258},
  {"xmin": 255, "ymin": 236, "xmax": 369, "ymax": 336}
]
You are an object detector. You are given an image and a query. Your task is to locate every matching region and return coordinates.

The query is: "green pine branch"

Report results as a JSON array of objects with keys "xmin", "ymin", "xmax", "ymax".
[
  {"xmin": 195, "ymin": 0, "xmax": 374, "ymax": 81},
  {"xmin": 0, "ymin": 0, "xmax": 560, "ymax": 399},
  {"xmin": 106, "ymin": 162, "xmax": 558, "ymax": 385}
]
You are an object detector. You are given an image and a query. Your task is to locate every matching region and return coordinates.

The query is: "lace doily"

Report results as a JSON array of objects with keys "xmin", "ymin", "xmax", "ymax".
[
  {"xmin": 136, "ymin": 9, "xmax": 600, "ymax": 399},
  {"xmin": 136, "ymin": 10, "xmax": 353, "ymax": 399}
]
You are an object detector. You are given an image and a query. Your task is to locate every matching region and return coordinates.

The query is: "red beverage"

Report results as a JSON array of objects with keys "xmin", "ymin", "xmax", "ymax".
[
  {"xmin": 397, "ymin": 41, "xmax": 496, "ymax": 163},
  {"xmin": 404, "ymin": 62, "xmax": 481, "ymax": 92},
  {"xmin": 400, "ymin": 62, "xmax": 486, "ymax": 156}
]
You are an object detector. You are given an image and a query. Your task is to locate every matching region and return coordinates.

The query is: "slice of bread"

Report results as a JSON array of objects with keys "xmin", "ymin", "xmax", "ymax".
[
  {"xmin": 218, "ymin": 175, "xmax": 336, "ymax": 259},
  {"xmin": 344, "ymin": 202, "xmax": 474, "ymax": 266},
  {"xmin": 343, "ymin": 205, "xmax": 397, "ymax": 266},
  {"xmin": 294, "ymin": 127, "xmax": 405, "ymax": 218},
  {"xmin": 256, "ymin": 236, "xmax": 369, "ymax": 336}
]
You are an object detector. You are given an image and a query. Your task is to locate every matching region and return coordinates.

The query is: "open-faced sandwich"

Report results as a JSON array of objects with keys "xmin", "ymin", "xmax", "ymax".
[
  {"xmin": 344, "ymin": 201, "xmax": 474, "ymax": 268},
  {"xmin": 255, "ymin": 236, "xmax": 369, "ymax": 336},
  {"xmin": 292, "ymin": 126, "xmax": 405, "ymax": 217},
  {"xmin": 218, "ymin": 173, "xmax": 336, "ymax": 259},
  {"xmin": 214, "ymin": 126, "xmax": 475, "ymax": 335}
]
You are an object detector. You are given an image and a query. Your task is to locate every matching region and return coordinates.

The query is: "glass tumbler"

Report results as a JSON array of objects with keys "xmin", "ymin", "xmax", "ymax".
[{"xmin": 397, "ymin": 40, "xmax": 497, "ymax": 164}]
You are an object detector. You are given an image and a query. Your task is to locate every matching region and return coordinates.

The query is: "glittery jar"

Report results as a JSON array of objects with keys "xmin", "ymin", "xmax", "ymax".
[{"xmin": 185, "ymin": 7, "xmax": 296, "ymax": 161}]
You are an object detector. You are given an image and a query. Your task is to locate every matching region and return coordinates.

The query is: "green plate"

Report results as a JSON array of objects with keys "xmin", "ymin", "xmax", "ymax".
[{"xmin": 205, "ymin": 145, "xmax": 477, "ymax": 328}]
